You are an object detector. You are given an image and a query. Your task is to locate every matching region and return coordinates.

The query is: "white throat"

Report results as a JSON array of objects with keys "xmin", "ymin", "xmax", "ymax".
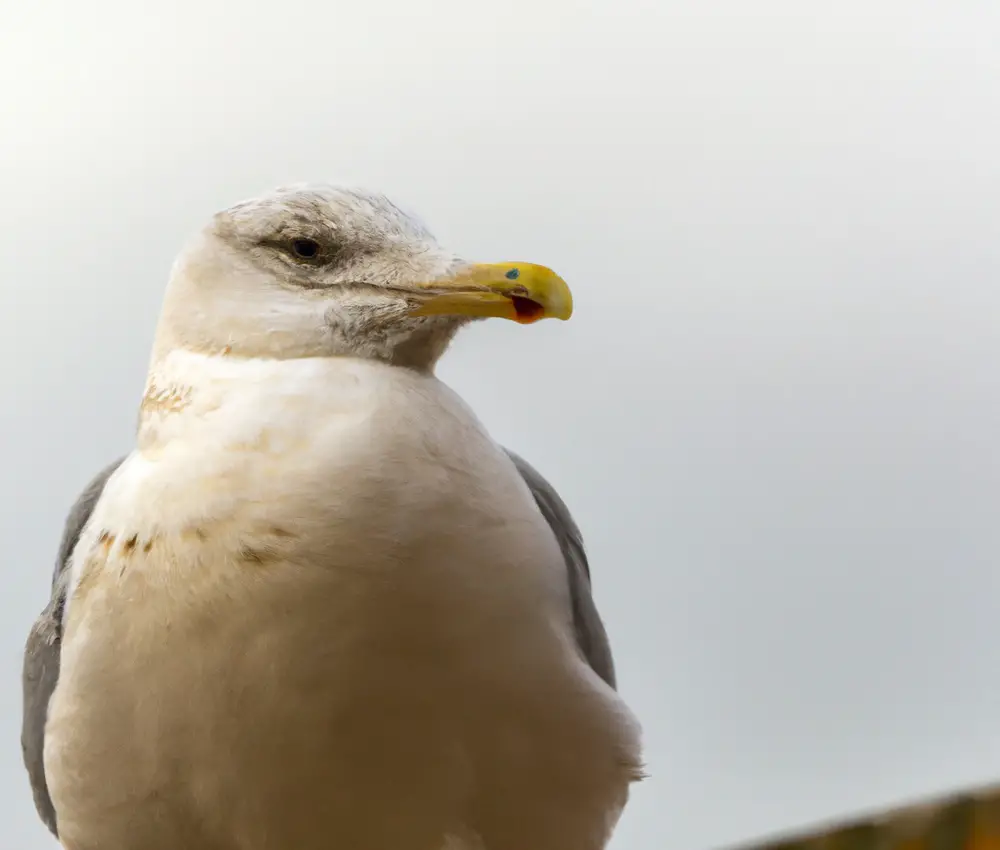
[{"xmin": 137, "ymin": 348, "xmax": 388, "ymax": 456}]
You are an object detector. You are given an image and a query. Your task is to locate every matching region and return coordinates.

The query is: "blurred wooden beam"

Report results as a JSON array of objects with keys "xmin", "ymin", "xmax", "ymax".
[{"xmin": 721, "ymin": 783, "xmax": 1000, "ymax": 850}]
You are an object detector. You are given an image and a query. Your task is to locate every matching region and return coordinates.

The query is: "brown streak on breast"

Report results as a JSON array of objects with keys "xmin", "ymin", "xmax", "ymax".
[
  {"xmin": 140, "ymin": 380, "xmax": 193, "ymax": 416},
  {"xmin": 71, "ymin": 552, "xmax": 109, "ymax": 611},
  {"xmin": 238, "ymin": 545, "xmax": 275, "ymax": 565}
]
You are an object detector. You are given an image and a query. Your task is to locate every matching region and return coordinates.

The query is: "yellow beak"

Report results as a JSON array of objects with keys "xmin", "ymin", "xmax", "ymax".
[{"xmin": 409, "ymin": 262, "xmax": 573, "ymax": 324}]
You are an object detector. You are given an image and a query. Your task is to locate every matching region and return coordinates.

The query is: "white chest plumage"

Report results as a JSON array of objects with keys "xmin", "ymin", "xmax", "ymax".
[{"xmin": 44, "ymin": 351, "xmax": 641, "ymax": 850}]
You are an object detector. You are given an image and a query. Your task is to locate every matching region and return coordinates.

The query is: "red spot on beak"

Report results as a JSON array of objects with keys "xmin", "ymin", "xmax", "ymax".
[{"xmin": 511, "ymin": 296, "xmax": 545, "ymax": 324}]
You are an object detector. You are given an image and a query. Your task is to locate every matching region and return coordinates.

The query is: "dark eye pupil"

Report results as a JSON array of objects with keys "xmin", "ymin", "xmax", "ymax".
[{"xmin": 291, "ymin": 238, "xmax": 320, "ymax": 259}]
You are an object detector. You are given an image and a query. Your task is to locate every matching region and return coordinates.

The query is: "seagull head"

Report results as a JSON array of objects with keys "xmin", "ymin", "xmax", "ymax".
[{"xmin": 152, "ymin": 183, "xmax": 573, "ymax": 369}]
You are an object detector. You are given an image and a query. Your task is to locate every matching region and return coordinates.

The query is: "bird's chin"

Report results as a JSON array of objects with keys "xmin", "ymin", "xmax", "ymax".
[
  {"xmin": 315, "ymin": 301, "xmax": 467, "ymax": 368},
  {"xmin": 386, "ymin": 314, "xmax": 469, "ymax": 369},
  {"xmin": 406, "ymin": 312, "xmax": 474, "ymax": 336}
]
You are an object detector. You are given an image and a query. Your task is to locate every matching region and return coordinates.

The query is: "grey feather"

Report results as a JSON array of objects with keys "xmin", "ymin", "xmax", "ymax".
[
  {"xmin": 21, "ymin": 457, "xmax": 125, "ymax": 838},
  {"xmin": 21, "ymin": 449, "xmax": 614, "ymax": 836},
  {"xmin": 503, "ymin": 449, "xmax": 617, "ymax": 689}
]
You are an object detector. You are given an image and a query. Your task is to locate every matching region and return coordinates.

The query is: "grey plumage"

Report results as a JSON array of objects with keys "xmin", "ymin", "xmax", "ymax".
[
  {"xmin": 21, "ymin": 458, "xmax": 124, "ymax": 837},
  {"xmin": 21, "ymin": 450, "xmax": 617, "ymax": 839},
  {"xmin": 504, "ymin": 450, "xmax": 616, "ymax": 689}
]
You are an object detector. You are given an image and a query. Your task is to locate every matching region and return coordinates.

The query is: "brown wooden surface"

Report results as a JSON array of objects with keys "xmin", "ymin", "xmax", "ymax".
[{"xmin": 722, "ymin": 784, "xmax": 1000, "ymax": 850}]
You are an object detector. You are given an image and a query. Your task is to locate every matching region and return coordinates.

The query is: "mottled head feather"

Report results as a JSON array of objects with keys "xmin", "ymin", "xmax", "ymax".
[{"xmin": 151, "ymin": 183, "xmax": 468, "ymax": 370}]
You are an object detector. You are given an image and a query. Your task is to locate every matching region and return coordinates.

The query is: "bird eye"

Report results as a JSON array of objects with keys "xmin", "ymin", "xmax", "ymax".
[{"xmin": 290, "ymin": 238, "xmax": 322, "ymax": 260}]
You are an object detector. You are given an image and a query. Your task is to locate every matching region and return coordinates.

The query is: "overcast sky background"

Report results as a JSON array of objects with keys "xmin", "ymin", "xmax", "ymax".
[{"xmin": 2, "ymin": 1, "xmax": 1000, "ymax": 848}]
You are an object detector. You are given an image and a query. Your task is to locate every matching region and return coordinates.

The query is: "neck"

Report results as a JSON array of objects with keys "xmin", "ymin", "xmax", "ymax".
[{"xmin": 135, "ymin": 348, "xmax": 416, "ymax": 457}]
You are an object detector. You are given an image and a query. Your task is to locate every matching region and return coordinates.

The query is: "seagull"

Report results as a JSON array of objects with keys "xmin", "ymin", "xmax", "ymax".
[{"xmin": 21, "ymin": 184, "xmax": 644, "ymax": 850}]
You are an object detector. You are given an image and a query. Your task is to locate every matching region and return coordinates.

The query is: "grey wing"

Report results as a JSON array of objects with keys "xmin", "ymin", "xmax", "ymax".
[
  {"xmin": 503, "ymin": 449, "xmax": 617, "ymax": 690},
  {"xmin": 22, "ymin": 457, "xmax": 126, "ymax": 837}
]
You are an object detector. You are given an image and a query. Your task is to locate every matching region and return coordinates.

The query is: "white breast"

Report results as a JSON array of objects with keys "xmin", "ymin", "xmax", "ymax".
[
  {"xmin": 45, "ymin": 350, "xmax": 642, "ymax": 850},
  {"xmin": 65, "ymin": 350, "xmax": 567, "ymax": 606}
]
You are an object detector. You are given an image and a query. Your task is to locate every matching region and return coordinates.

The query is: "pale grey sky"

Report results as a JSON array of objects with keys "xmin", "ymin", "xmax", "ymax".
[{"xmin": 3, "ymin": 1, "xmax": 1000, "ymax": 848}]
